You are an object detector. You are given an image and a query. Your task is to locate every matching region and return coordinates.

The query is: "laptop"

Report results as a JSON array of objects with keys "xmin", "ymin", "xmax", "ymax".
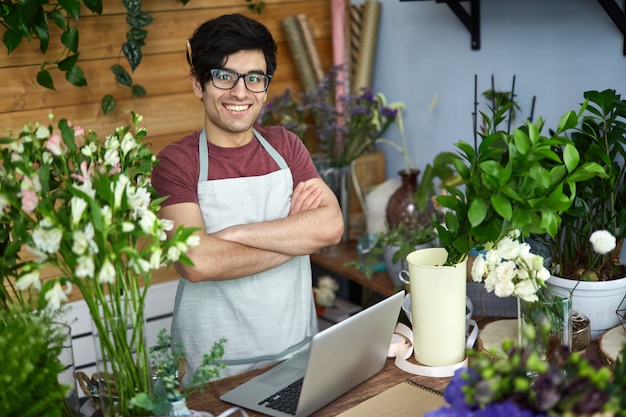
[{"xmin": 220, "ymin": 290, "xmax": 405, "ymax": 417}]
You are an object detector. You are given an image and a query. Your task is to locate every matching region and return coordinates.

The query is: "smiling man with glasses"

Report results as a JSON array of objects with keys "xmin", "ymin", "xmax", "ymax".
[{"xmin": 151, "ymin": 13, "xmax": 344, "ymax": 385}]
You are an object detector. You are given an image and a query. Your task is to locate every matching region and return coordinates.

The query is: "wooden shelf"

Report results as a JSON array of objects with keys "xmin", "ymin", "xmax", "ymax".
[{"xmin": 311, "ymin": 240, "xmax": 398, "ymax": 297}]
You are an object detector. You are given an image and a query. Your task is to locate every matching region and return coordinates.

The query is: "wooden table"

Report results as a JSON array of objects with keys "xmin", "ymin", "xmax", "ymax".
[
  {"xmin": 185, "ymin": 357, "xmax": 450, "ymax": 416},
  {"xmin": 186, "ymin": 322, "xmax": 603, "ymax": 417},
  {"xmin": 310, "ymin": 240, "xmax": 397, "ymax": 298}
]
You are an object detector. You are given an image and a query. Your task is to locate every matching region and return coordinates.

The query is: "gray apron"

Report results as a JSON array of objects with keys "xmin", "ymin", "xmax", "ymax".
[{"xmin": 172, "ymin": 129, "xmax": 317, "ymax": 384}]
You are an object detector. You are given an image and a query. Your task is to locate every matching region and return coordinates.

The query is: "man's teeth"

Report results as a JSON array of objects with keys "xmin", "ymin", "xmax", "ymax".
[{"xmin": 226, "ymin": 105, "xmax": 248, "ymax": 112}]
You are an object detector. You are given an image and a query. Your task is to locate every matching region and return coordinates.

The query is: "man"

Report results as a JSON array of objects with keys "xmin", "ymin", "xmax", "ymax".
[{"xmin": 151, "ymin": 13, "xmax": 344, "ymax": 383}]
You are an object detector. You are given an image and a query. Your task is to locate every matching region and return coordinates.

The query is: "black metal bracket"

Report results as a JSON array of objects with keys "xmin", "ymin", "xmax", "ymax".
[
  {"xmin": 596, "ymin": 0, "xmax": 626, "ymax": 55},
  {"xmin": 399, "ymin": 0, "xmax": 481, "ymax": 50},
  {"xmin": 438, "ymin": 0, "xmax": 481, "ymax": 50}
]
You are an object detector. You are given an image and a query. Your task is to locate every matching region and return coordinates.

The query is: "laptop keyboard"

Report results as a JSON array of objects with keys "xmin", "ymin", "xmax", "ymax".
[{"xmin": 259, "ymin": 377, "xmax": 304, "ymax": 415}]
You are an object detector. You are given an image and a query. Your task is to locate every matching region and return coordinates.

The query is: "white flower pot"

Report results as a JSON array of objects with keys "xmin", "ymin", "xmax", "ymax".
[{"xmin": 546, "ymin": 275, "xmax": 626, "ymax": 340}]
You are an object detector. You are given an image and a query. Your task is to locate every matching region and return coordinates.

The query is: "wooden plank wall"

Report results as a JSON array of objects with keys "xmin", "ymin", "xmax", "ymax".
[
  {"xmin": 0, "ymin": 0, "xmax": 334, "ymax": 156},
  {"xmin": 1, "ymin": 0, "xmax": 334, "ymax": 295}
]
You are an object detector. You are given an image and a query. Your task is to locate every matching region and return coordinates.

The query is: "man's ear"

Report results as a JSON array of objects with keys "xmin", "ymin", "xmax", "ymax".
[{"xmin": 190, "ymin": 75, "xmax": 203, "ymax": 98}]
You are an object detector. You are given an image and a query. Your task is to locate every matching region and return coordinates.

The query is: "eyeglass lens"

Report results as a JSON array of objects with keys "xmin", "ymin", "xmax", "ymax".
[{"xmin": 210, "ymin": 69, "xmax": 270, "ymax": 93}]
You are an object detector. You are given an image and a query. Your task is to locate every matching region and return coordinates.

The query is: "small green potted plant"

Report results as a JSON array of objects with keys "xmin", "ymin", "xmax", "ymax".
[{"xmin": 131, "ymin": 329, "xmax": 227, "ymax": 416}]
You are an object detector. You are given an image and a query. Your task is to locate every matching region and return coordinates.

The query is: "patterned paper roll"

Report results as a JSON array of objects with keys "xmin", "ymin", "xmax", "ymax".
[
  {"xmin": 282, "ymin": 16, "xmax": 318, "ymax": 91},
  {"xmin": 296, "ymin": 14, "xmax": 324, "ymax": 84},
  {"xmin": 349, "ymin": 3, "xmax": 364, "ymax": 88},
  {"xmin": 352, "ymin": 0, "xmax": 381, "ymax": 94}
]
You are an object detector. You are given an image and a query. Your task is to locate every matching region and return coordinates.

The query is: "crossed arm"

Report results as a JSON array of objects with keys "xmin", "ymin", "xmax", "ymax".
[{"xmin": 159, "ymin": 178, "xmax": 344, "ymax": 282}]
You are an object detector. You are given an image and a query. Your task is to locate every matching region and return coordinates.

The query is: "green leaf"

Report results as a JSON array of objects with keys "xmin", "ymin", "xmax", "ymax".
[
  {"xmin": 61, "ymin": 27, "xmax": 79, "ymax": 52},
  {"xmin": 126, "ymin": 27, "xmax": 148, "ymax": 42},
  {"xmin": 122, "ymin": 41, "xmax": 142, "ymax": 71},
  {"xmin": 58, "ymin": 119, "xmax": 78, "ymax": 152},
  {"xmin": 562, "ymin": 143, "xmax": 580, "ymax": 173},
  {"xmin": 65, "ymin": 65, "xmax": 87, "ymax": 87},
  {"xmin": 101, "ymin": 95, "xmax": 116, "ymax": 114},
  {"xmin": 31, "ymin": 6, "xmax": 50, "ymax": 53},
  {"xmin": 83, "ymin": 0, "xmax": 103, "ymax": 14},
  {"xmin": 3, "ymin": 30, "xmax": 23, "ymax": 54},
  {"xmin": 491, "ymin": 193, "xmax": 512, "ymax": 221},
  {"xmin": 58, "ymin": 0, "xmax": 81, "ymax": 21},
  {"xmin": 36, "ymin": 70, "xmax": 55, "ymax": 90},
  {"xmin": 556, "ymin": 109, "xmax": 580, "ymax": 133},
  {"xmin": 111, "ymin": 64, "xmax": 133, "ymax": 87},
  {"xmin": 124, "ymin": 0, "xmax": 142, "ymax": 15},
  {"xmin": 127, "ymin": 11, "xmax": 154, "ymax": 28},
  {"xmin": 58, "ymin": 53, "xmax": 79, "ymax": 71},
  {"xmin": 48, "ymin": 10, "xmax": 67, "ymax": 30},
  {"xmin": 131, "ymin": 84, "xmax": 146, "ymax": 97},
  {"xmin": 468, "ymin": 198, "xmax": 488, "ymax": 227},
  {"xmin": 513, "ymin": 128, "xmax": 531, "ymax": 153}
]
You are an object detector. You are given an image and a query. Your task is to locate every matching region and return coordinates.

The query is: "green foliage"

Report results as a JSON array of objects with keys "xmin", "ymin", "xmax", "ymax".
[
  {"xmin": 0, "ymin": 0, "xmax": 194, "ymax": 114},
  {"xmin": 0, "ymin": 308, "xmax": 71, "ymax": 417},
  {"xmin": 130, "ymin": 329, "xmax": 227, "ymax": 414},
  {"xmin": 539, "ymin": 89, "xmax": 626, "ymax": 280},
  {"xmin": 436, "ymin": 101, "xmax": 606, "ymax": 266}
]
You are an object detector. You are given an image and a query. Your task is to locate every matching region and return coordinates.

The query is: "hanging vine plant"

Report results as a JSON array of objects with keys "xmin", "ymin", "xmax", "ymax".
[{"xmin": 0, "ymin": 0, "xmax": 265, "ymax": 115}]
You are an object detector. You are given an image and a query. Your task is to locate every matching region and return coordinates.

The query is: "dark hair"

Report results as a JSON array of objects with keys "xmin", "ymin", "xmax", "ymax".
[{"xmin": 187, "ymin": 14, "xmax": 277, "ymax": 90}]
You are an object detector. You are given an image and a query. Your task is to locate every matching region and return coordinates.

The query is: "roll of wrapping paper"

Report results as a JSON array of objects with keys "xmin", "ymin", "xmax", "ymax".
[
  {"xmin": 349, "ymin": 3, "xmax": 364, "ymax": 88},
  {"xmin": 352, "ymin": 0, "xmax": 381, "ymax": 94},
  {"xmin": 296, "ymin": 14, "xmax": 324, "ymax": 84},
  {"xmin": 282, "ymin": 16, "xmax": 318, "ymax": 92}
]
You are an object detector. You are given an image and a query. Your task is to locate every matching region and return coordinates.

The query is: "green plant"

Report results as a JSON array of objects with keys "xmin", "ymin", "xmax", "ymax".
[
  {"xmin": 426, "ymin": 335, "xmax": 624, "ymax": 416},
  {"xmin": 130, "ymin": 329, "xmax": 226, "ymax": 415},
  {"xmin": 0, "ymin": 307, "xmax": 72, "ymax": 417},
  {"xmin": 538, "ymin": 89, "xmax": 626, "ymax": 281},
  {"xmin": 436, "ymin": 103, "xmax": 606, "ymax": 266},
  {"xmin": 0, "ymin": 112, "xmax": 199, "ymax": 415}
]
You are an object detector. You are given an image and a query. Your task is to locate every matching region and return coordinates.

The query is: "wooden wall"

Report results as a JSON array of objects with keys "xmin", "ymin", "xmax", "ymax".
[
  {"xmin": 1, "ymin": 0, "xmax": 334, "ymax": 299},
  {"xmin": 0, "ymin": 0, "xmax": 334, "ymax": 156}
]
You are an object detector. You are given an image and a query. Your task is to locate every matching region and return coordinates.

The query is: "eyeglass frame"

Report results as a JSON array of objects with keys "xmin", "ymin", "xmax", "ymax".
[{"xmin": 209, "ymin": 68, "xmax": 272, "ymax": 93}]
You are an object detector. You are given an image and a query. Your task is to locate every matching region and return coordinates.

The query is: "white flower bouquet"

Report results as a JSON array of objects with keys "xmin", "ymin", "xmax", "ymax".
[{"xmin": 0, "ymin": 113, "xmax": 199, "ymax": 416}]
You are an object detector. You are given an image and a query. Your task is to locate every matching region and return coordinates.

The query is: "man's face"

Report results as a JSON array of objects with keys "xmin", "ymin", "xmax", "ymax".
[{"xmin": 194, "ymin": 49, "xmax": 268, "ymax": 139}]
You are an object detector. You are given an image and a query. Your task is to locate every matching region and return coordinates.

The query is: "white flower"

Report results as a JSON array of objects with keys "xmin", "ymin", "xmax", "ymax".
[
  {"xmin": 496, "ymin": 237, "xmax": 520, "ymax": 260},
  {"xmin": 149, "ymin": 248, "xmax": 163, "ymax": 270},
  {"xmin": 493, "ymin": 275, "xmax": 515, "ymax": 298},
  {"xmin": 122, "ymin": 222, "xmax": 135, "ymax": 232},
  {"xmin": 186, "ymin": 234, "xmax": 200, "ymax": 248},
  {"xmin": 113, "ymin": 174, "xmax": 130, "ymax": 209},
  {"xmin": 16, "ymin": 270, "xmax": 41, "ymax": 291},
  {"xmin": 45, "ymin": 281, "xmax": 70, "ymax": 310},
  {"xmin": 75, "ymin": 255, "xmax": 95, "ymax": 278},
  {"xmin": 167, "ymin": 246, "xmax": 182, "ymax": 262},
  {"xmin": 589, "ymin": 230, "xmax": 616, "ymax": 255},
  {"xmin": 139, "ymin": 210, "xmax": 159, "ymax": 236},
  {"xmin": 35, "ymin": 125, "xmax": 49, "ymax": 139},
  {"xmin": 161, "ymin": 218, "xmax": 174, "ymax": 232},
  {"xmin": 471, "ymin": 255, "xmax": 486, "ymax": 282},
  {"xmin": 98, "ymin": 259, "xmax": 116, "ymax": 284},
  {"xmin": 104, "ymin": 148, "xmax": 120, "ymax": 167},
  {"xmin": 314, "ymin": 287, "xmax": 335, "ymax": 307},
  {"xmin": 32, "ymin": 218, "xmax": 63, "ymax": 254},
  {"xmin": 318, "ymin": 275, "xmax": 339, "ymax": 292},
  {"xmin": 514, "ymin": 279, "xmax": 539, "ymax": 302},
  {"xmin": 71, "ymin": 195, "xmax": 88, "ymax": 226},
  {"xmin": 127, "ymin": 185, "xmax": 151, "ymax": 217},
  {"xmin": 72, "ymin": 230, "xmax": 89, "ymax": 255},
  {"xmin": 120, "ymin": 132, "xmax": 136, "ymax": 155}
]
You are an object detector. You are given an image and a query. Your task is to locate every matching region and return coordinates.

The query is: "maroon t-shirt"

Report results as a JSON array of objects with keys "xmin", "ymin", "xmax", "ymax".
[{"xmin": 151, "ymin": 125, "xmax": 320, "ymax": 207}]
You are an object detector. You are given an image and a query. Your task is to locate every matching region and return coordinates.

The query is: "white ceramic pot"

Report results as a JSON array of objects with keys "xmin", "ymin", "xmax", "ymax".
[{"xmin": 546, "ymin": 275, "xmax": 626, "ymax": 340}]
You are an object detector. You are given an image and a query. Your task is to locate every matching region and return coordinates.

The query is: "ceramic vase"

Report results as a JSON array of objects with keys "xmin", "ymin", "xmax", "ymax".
[
  {"xmin": 546, "ymin": 275, "xmax": 626, "ymax": 339},
  {"xmin": 386, "ymin": 169, "xmax": 419, "ymax": 230},
  {"xmin": 405, "ymin": 247, "xmax": 467, "ymax": 366}
]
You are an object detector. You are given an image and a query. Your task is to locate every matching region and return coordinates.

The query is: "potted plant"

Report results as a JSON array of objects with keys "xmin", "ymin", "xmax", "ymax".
[
  {"xmin": 535, "ymin": 89, "xmax": 626, "ymax": 339},
  {"xmin": 0, "ymin": 307, "xmax": 75, "ymax": 417},
  {"xmin": 130, "ymin": 329, "xmax": 227, "ymax": 416}
]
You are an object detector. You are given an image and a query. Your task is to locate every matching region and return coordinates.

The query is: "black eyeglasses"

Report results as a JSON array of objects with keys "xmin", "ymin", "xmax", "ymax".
[{"xmin": 209, "ymin": 69, "xmax": 271, "ymax": 93}]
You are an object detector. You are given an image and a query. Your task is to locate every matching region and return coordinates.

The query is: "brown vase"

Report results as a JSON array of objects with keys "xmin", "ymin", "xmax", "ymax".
[{"xmin": 385, "ymin": 169, "xmax": 433, "ymax": 230}]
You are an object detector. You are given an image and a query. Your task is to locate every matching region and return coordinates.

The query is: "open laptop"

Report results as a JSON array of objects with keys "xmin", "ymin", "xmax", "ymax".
[{"xmin": 220, "ymin": 290, "xmax": 405, "ymax": 417}]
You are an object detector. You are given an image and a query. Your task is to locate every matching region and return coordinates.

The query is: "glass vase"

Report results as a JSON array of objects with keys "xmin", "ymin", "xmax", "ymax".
[
  {"xmin": 91, "ymin": 313, "xmax": 150, "ymax": 417},
  {"xmin": 517, "ymin": 294, "xmax": 572, "ymax": 357},
  {"xmin": 52, "ymin": 322, "xmax": 80, "ymax": 416}
]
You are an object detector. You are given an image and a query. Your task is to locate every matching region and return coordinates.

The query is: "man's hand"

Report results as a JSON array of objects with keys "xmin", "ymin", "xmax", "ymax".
[{"xmin": 289, "ymin": 182, "xmax": 322, "ymax": 216}]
